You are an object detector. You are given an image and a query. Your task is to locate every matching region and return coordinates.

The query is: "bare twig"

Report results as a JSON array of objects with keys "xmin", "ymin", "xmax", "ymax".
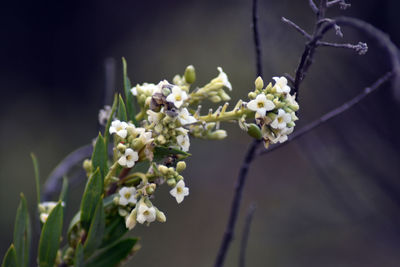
[
  {"xmin": 281, "ymin": 17, "xmax": 311, "ymax": 39},
  {"xmin": 327, "ymin": 0, "xmax": 351, "ymax": 9},
  {"xmin": 308, "ymin": 0, "xmax": 319, "ymax": 14},
  {"xmin": 256, "ymin": 71, "xmax": 393, "ymax": 156},
  {"xmin": 317, "ymin": 41, "xmax": 368, "ymax": 55},
  {"xmin": 239, "ymin": 204, "xmax": 256, "ymax": 267},
  {"xmin": 214, "ymin": 0, "xmax": 262, "ymax": 266}
]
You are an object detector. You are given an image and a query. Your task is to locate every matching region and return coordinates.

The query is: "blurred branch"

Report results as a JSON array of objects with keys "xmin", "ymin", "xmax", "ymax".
[
  {"xmin": 317, "ymin": 41, "xmax": 368, "ymax": 55},
  {"xmin": 256, "ymin": 71, "xmax": 393, "ymax": 157},
  {"xmin": 239, "ymin": 204, "xmax": 256, "ymax": 267},
  {"xmin": 214, "ymin": 0, "xmax": 262, "ymax": 266}
]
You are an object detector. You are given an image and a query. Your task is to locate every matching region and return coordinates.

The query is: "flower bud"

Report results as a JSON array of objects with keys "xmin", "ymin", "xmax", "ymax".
[
  {"xmin": 248, "ymin": 92, "xmax": 257, "ymax": 99},
  {"xmin": 83, "ymin": 159, "xmax": 92, "ymax": 173},
  {"xmin": 176, "ymin": 175, "xmax": 183, "ymax": 181},
  {"xmin": 176, "ymin": 161, "xmax": 186, "ymax": 172},
  {"xmin": 117, "ymin": 143, "xmax": 126, "ymax": 152},
  {"xmin": 209, "ymin": 130, "xmax": 228, "ymax": 140},
  {"xmin": 255, "ymin": 76, "xmax": 264, "ymax": 90},
  {"xmin": 125, "ymin": 208, "xmax": 137, "ymax": 230},
  {"xmin": 210, "ymin": 95, "xmax": 222, "ymax": 103},
  {"xmin": 156, "ymin": 209, "xmax": 167, "ymax": 222},
  {"xmin": 246, "ymin": 123, "xmax": 262, "ymax": 140},
  {"xmin": 219, "ymin": 91, "xmax": 231, "ymax": 101},
  {"xmin": 184, "ymin": 65, "xmax": 196, "ymax": 84},
  {"xmin": 158, "ymin": 165, "xmax": 169, "ymax": 175},
  {"xmin": 167, "ymin": 178, "xmax": 176, "ymax": 187}
]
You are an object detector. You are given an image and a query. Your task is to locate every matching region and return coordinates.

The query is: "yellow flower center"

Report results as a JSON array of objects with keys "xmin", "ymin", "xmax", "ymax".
[
  {"xmin": 176, "ymin": 94, "xmax": 182, "ymax": 101},
  {"xmin": 177, "ymin": 187, "xmax": 183, "ymax": 194},
  {"xmin": 257, "ymin": 102, "xmax": 264, "ymax": 108},
  {"xmin": 124, "ymin": 193, "xmax": 131, "ymax": 199},
  {"xmin": 277, "ymin": 117, "xmax": 283, "ymax": 123},
  {"xmin": 143, "ymin": 210, "xmax": 150, "ymax": 216}
]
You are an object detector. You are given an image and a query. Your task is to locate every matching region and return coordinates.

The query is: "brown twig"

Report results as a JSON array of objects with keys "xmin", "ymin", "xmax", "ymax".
[{"xmin": 239, "ymin": 204, "xmax": 256, "ymax": 267}]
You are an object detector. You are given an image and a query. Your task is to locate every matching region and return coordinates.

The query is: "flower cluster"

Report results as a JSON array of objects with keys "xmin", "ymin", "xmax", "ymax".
[
  {"xmin": 246, "ymin": 76, "xmax": 299, "ymax": 147},
  {"xmin": 38, "ymin": 201, "xmax": 64, "ymax": 223}
]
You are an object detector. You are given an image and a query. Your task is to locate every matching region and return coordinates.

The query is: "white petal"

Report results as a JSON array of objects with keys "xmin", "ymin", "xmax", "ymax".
[
  {"xmin": 118, "ymin": 156, "xmax": 127, "ymax": 166},
  {"xmin": 265, "ymin": 100, "xmax": 275, "ymax": 111},
  {"xmin": 126, "ymin": 160, "xmax": 135, "ymax": 168},
  {"xmin": 119, "ymin": 198, "xmax": 128, "ymax": 206},
  {"xmin": 183, "ymin": 187, "xmax": 189, "ymax": 196},
  {"xmin": 117, "ymin": 129, "xmax": 128, "ymax": 139},
  {"xmin": 176, "ymin": 194, "xmax": 184, "ymax": 204},
  {"xmin": 247, "ymin": 99, "xmax": 258, "ymax": 111},
  {"xmin": 170, "ymin": 187, "xmax": 177, "ymax": 198},
  {"xmin": 136, "ymin": 214, "xmax": 146, "ymax": 224},
  {"xmin": 257, "ymin": 108, "xmax": 267, "ymax": 117}
]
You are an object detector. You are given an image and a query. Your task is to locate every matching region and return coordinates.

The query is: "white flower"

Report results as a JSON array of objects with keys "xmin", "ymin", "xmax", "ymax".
[
  {"xmin": 273, "ymin": 76, "xmax": 291, "ymax": 93},
  {"xmin": 170, "ymin": 180, "xmax": 189, "ymax": 204},
  {"xmin": 176, "ymin": 127, "xmax": 189, "ymax": 135},
  {"xmin": 147, "ymin": 110, "xmax": 162, "ymax": 124},
  {"xmin": 138, "ymin": 131, "xmax": 153, "ymax": 145},
  {"xmin": 136, "ymin": 203, "xmax": 156, "ymax": 224},
  {"xmin": 118, "ymin": 187, "xmax": 137, "ymax": 206},
  {"xmin": 247, "ymin": 94, "xmax": 275, "ymax": 116},
  {"xmin": 166, "ymin": 86, "xmax": 188, "ymax": 108},
  {"xmin": 109, "ymin": 120, "xmax": 129, "ymax": 139},
  {"xmin": 118, "ymin": 148, "xmax": 139, "ymax": 168},
  {"xmin": 217, "ymin": 67, "xmax": 232, "ymax": 90},
  {"xmin": 178, "ymin": 108, "xmax": 197, "ymax": 125},
  {"xmin": 270, "ymin": 109, "xmax": 292, "ymax": 129},
  {"xmin": 131, "ymin": 83, "xmax": 159, "ymax": 96},
  {"xmin": 177, "ymin": 134, "xmax": 190, "ymax": 152},
  {"xmin": 125, "ymin": 208, "xmax": 137, "ymax": 230},
  {"xmin": 40, "ymin": 213, "xmax": 49, "ymax": 223},
  {"xmin": 98, "ymin": 105, "xmax": 112, "ymax": 126}
]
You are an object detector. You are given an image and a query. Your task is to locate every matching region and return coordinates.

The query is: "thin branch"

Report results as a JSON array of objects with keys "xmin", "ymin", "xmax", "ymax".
[
  {"xmin": 252, "ymin": 0, "xmax": 263, "ymax": 77},
  {"xmin": 308, "ymin": 0, "xmax": 319, "ymax": 14},
  {"xmin": 214, "ymin": 0, "xmax": 262, "ymax": 265},
  {"xmin": 257, "ymin": 71, "xmax": 393, "ymax": 157},
  {"xmin": 281, "ymin": 17, "xmax": 311, "ymax": 39},
  {"xmin": 239, "ymin": 203, "xmax": 256, "ymax": 267},
  {"xmin": 327, "ymin": 0, "xmax": 351, "ymax": 9},
  {"xmin": 317, "ymin": 41, "xmax": 368, "ymax": 55}
]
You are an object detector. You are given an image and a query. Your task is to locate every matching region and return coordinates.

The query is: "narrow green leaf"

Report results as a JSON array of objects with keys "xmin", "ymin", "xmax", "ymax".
[
  {"xmin": 74, "ymin": 243, "xmax": 84, "ymax": 267},
  {"xmin": 83, "ymin": 198, "xmax": 105, "ymax": 258},
  {"xmin": 104, "ymin": 94, "xmax": 118, "ymax": 150},
  {"xmin": 13, "ymin": 194, "xmax": 31, "ymax": 267},
  {"xmin": 100, "ymin": 216, "xmax": 127, "ymax": 248},
  {"xmin": 38, "ymin": 202, "xmax": 63, "ymax": 267},
  {"xmin": 59, "ymin": 176, "xmax": 68, "ymax": 204},
  {"xmin": 117, "ymin": 94, "xmax": 127, "ymax": 121},
  {"xmin": 67, "ymin": 211, "xmax": 81, "ymax": 246},
  {"xmin": 91, "ymin": 133, "xmax": 108, "ymax": 179},
  {"xmin": 153, "ymin": 146, "xmax": 191, "ymax": 162},
  {"xmin": 80, "ymin": 168, "xmax": 103, "ymax": 231},
  {"xmin": 122, "ymin": 57, "xmax": 137, "ymax": 125},
  {"xmin": 2, "ymin": 244, "xmax": 17, "ymax": 267},
  {"xmin": 85, "ymin": 238, "xmax": 139, "ymax": 267},
  {"xmin": 30, "ymin": 153, "xmax": 41, "ymax": 206}
]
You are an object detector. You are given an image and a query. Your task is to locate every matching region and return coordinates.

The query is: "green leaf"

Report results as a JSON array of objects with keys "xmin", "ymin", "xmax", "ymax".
[
  {"xmin": 80, "ymin": 168, "xmax": 103, "ymax": 231},
  {"xmin": 104, "ymin": 94, "xmax": 118, "ymax": 150},
  {"xmin": 85, "ymin": 238, "xmax": 139, "ymax": 267},
  {"xmin": 2, "ymin": 244, "xmax": 17, "ymax": 267},
  {"xmin": 100, "ymin": 216, "xmax": 127, "ymax": 248},
  {"xmin": 83, "ymin": 199, "xmax": 105, "ymax": 258},
  {"xmin": 67, "ymin": 211, "xmax": 81, "ymax": 246},
  {"xmin": 117, "ymin": 94, "xmax": 127, "ymax": 121},
  {"xmin": 59, "ymin": 176, "xmax": 69, "ymax": 204},
  {"xmin": 38, "ymin": 202, "xmax": 63, "ymax": 267},
  {"xmin": 13, "ymin": 194, "xmax": 31, "ymax": 267},
  {"xmin": 30, "ymin": 153, "xmax": 41, "ymax": 206},
  {"xmin": 122, "ymin": 57, "xmax": 137, "ymax": 125},
  {"xmin": 92, "ymin": 133, "xmax": 108, "ymax": 179},
  {"xmin": 74, "ymin": 243, "xmax": 84, "ymax": 267},
  {"xmin": 153, "ymin": 146, "xmax": 191, "ymax": 162}
]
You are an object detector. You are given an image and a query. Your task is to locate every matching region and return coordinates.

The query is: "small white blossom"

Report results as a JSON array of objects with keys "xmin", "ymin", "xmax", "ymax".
[
  {"xmin": 178, "ymin": 108, "xmax": 197, "ymax": 125},
  {"xmin": 273, "ymin": 76, "xmax": 291, "ymax": 93},
  {"xmin": 131, "ymin": 83, "xmax": 159, "ymax": 96},
  {"xmin": 118, "ymin": 148, "xmax": 139, "ymax": 168},
  {"xmin": 217, "ymin": 67, "xmax": 232, "ymax": 90},
  {"xmin": 40, "ymin": 213, "xmax": 49, "ymax": 223},
  {"xmin": 270, "ymin": 109, "xmax": 292, "ymax": 129},
  {"xmin": 136, "ymin": 203, "xmax": 156, "ymax": 224},
  {"xmin": 170, "ymin": 180, "xmax": 189, "ymax": 204},
  {"xmin": 166, "ymin": 86, "xmax": 188, "ymax": 108},
  {"xmin": 247, "ymin": 94, "xmax": 275, "ymax": 116},
  {"xmin": 98, "ymin": 105, "xmax": 112, "ymax": 126},
  {"xmin": 118, "ymin": 187, "xmax": 137, "ymax": 206},
  {"xmin": 147, "ymin": 110, "xmax": 162, "ymax": 124},
  {"xmin": 109, "ymin": 120, "xmax": 129, "ymax": 139},
  {"xmin": 138, "ymin": 131, "xmax": 154, "ymax": 144},
  {"xmin": 125, "ymin": 208, "xmax": 137, "ymax": 230},
  {"xmin": 177, "ymin": 134, "xmax": 190, "ymax": 152},
  {"xmin": 176, "ymin": 127, "xmax": 189, "ymax": 135}
]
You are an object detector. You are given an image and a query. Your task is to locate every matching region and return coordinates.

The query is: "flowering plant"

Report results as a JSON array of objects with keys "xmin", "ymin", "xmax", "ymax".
[{"xmin": 1, "ymin": 59, "xmax": 299, "ymax": 266}]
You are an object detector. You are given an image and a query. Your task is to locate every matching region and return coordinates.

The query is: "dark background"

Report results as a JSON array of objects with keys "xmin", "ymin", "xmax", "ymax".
[{"xmin": 1, "ymin": 0, "xmax": 400, "ymax": 266}]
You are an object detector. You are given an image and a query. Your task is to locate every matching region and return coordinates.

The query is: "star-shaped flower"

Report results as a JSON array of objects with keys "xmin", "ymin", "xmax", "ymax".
[
  {"xmin": 136, "ymin": 203, "xmax": 156, "ymax": 224},
  {"xmin": 118, "ymin": 148, "xmax": 139, "ymax": 168},
  {"xmin": 118, "ymin": 187, "xmax": 137, "ymax": 206},
  {"xmin": 247, "ymin": 94, "xmax": 275, "ymax": 116},
  {"xmin": 177, "ymin": 134, "xmax": 190, "ymax": 152},
  {"xmin": 270, "ymin": 109, "xmax": 291, "ymax": 129},
  {"xmin": 170, "ymin": 180, "xmax": 189, "ymax": 204},
  {"xmin": 273, "ymin": 76, "xmax": 291, "ymax": 93},
  {"xmin": 217, "ymin": 67, "xmax": 232, "ymax": 90},
  {"xmin": 166, "ymin": 86, "xmax": 188, "ymax": 108},
  {"xmin": 178, "ymin": 108, "xmax": 197, "ymax": 125},
  {"xmin": 109, "ymin": 120, "xmax": 129, "ymax": 139}
]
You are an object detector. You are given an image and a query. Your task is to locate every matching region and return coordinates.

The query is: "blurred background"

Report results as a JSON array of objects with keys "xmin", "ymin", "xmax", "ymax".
[{"xmin": 1, "ymin": 0, "xmax": 400, "ymax": 266}]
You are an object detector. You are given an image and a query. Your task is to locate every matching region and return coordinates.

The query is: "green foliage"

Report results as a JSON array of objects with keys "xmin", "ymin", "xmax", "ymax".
[
  {"xmin": 74, "ymin": 243, "xmax": 84, "ymax": 267},
  {"xmin": 80, "ymin": 168, "xmax": 103, "ymax": 231},
  {"xmin": 13, "ymin": 194, "xmax": 31, "ymax": 267},
  {"xmin": 154, "ymin": 146, "xmax": 191, "ymax": 162},
  {"xmin": 92, "ymin": 133, "xmax": 108, "ymax": 179},
  {"xmin": 83, "ymin": 198, "xmax": 105, "ymax": 258},
  {"xmin": 122, "ymin": 57, "xmax": 137, "ymax": 125},
  {"xmin": 2, "ymin": 245, "xmax": 17, "ymax": 267},
  {"xmin": 30, "ymin": 153, "xmax": 41, "ymax": 206},
  {"xmin": 85, "ymin": 238, "xmax": 139, "ymax": 267},
  {"xmin": 100, "ymin": 215, "xmax": 127, "ymax": 248},
  {"xmin": 38, "ymin": 202, "xmax": 63, "ymax": 267},
  {"xmin": 117, "ymin": 94, "xmax": 128, "ymax": 121},
  {"xmin": 104, "ymin": 94, "xmax": 119, "ymax": 149},
  {"xmin": 59, "ymin": 176, "xmax": 69, "ymax": 204}
]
